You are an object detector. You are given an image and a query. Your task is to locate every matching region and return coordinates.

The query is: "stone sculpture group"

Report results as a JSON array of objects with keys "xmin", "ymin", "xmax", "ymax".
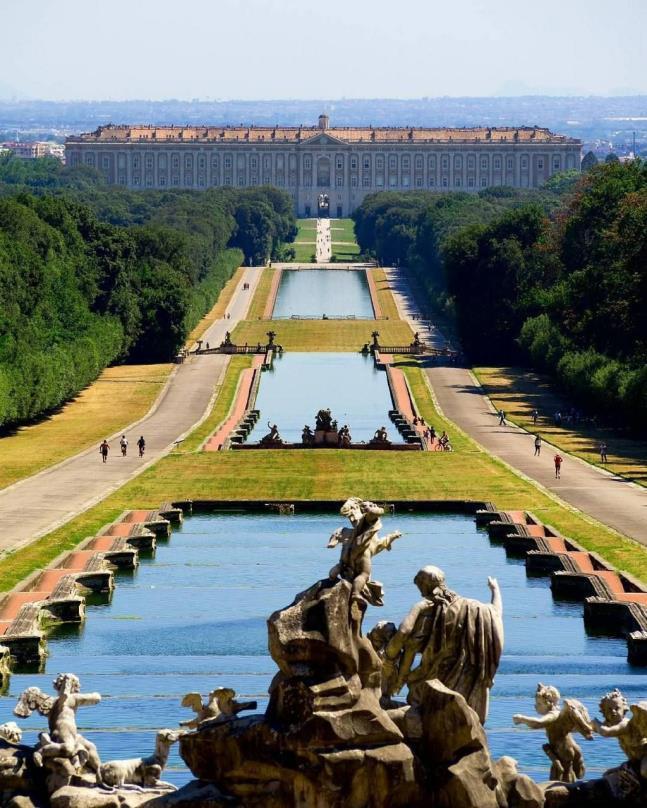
[{"xmin": 1, "ymin": 499, "xmax": 646, "ymax": 807}]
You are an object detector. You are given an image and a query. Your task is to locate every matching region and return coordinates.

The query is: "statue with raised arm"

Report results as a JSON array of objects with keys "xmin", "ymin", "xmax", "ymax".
[
  {"xmin": 327, "ymin": 497, "xmax": 402, "ymax": 608},
  {"xmin": 14, "ymin": 673, "xmax": 101, "ymax": 780},
  {"xmin": 383, "ymin": 566, "xmax": 503, "ymax": 723},
  {"xmin": 513, "ymin": 683, "xmax": 593, "ymax": 781}
]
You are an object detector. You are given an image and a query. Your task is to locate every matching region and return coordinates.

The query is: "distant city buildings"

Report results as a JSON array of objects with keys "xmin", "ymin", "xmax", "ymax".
[
  {"xmin": 66, "ymin": 115, "xmax": 581, "ymax": 216},
  {"xmin": 1, "ymin": 141, "xmax": 64, "ymax": 160}
]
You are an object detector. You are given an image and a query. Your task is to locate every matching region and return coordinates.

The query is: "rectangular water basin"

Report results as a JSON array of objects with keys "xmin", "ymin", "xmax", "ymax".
[
  {"xmin": 246, "ymin": 352, "xmax": 401, "ymax": 444},
  {"xmin": 273, "ymin": 268, "xmax": 374, "ymax": 319}
]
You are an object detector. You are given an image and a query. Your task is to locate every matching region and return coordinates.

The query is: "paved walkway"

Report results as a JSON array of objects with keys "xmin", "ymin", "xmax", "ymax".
[
  {"xmin": 315, "ymin": 218, "xmax": 332, "ymax": 263},
  {"xmin": 386, "ymin": 268, "xmax": 647, "ymax": 546},
  {"xmin": 0, "ymin": 267, "xmax": 263, "ymax": 556}
]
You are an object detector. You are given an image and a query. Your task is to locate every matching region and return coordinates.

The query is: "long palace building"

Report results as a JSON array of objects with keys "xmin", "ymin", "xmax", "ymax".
[{"xmin": 65, "ymin": 115, "xmax": 582, "ymax": 217}]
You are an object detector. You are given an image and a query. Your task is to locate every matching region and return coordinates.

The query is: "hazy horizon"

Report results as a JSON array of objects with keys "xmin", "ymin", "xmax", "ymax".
[{"xmin": 2, "ymin": 0, "xmax": 646, "ymax": 101}]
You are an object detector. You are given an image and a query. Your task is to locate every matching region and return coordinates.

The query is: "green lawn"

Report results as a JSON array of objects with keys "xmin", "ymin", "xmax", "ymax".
[
  {"xmin": 293, "ymin": 243, "xmax": 317, "ymax": 262},
  {"xmin": 231, "ymin": 319, "xmax": 414, "ymax": 351},
  {"xmin": 332, "ymin": 243, "xmax": 361, "ymax": 261},
  {"xmin": 3, "ymin": 356, "xmax": 645, "ymax": 592},
  {"xmin": 329, "ymin": 218, "xmax": 357, "ymax": 243}
]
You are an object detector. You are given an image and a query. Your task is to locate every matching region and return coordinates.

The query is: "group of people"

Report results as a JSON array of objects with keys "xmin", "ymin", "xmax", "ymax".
[
  {"xmin": 99, "ymin": 435, "xmax": 146, "ymax": 463},
  {"xmin": 411, "ymin": 416, "xmax": 452, "ymax": 451}
]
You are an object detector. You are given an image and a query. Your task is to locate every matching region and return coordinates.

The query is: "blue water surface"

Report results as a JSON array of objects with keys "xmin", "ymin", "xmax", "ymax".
[
  {"xmin": 247, "ymin": 352, "xmax": 399, "ymax": 444},
  {"xmin": 273, "ymin": 269, "xmax": 374, "ymax": 318},
  {"xmin": 1, "ymin": 511, "xmax": 636, "ymax": 786}
]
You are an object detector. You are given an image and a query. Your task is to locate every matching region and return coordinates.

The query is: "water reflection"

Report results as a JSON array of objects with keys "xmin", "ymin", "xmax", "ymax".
[
  {"xmin": 273, "ymin": 269, "xmax": 374, "ymax": 318},
  {"xmin": 247, "ymin": 353, "xmax": 399, "ymax": 443}
]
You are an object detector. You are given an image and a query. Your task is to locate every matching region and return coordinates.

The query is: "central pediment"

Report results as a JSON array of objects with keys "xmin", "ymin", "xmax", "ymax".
[{"xmin": 299, "ymin": 132, "xmax": 347, "ymax": 147}]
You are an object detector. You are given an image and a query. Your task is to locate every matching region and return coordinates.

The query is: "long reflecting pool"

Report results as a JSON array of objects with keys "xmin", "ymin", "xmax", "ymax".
[
  {"xmin": 273, "ymin": 269, "xmax": 374, "ymax": 318},
  {"xmin": 1, "ymin": 511, "xmax": 635, "ymax": 787},
  {"xmin": 247, "ymin": 352, "xmax": 399, "ymax": 443}
]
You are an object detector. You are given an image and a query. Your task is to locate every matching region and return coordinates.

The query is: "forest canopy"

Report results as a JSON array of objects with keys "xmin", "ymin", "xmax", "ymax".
[{"xmin": 0, "ymin": 156, "xmax": 296, "ymax": 428}]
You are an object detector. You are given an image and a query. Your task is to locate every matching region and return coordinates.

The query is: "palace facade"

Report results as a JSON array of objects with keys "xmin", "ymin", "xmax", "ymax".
[{"xmin": 65, "ymin": 115, "xmax": 582, "ymax": 217}]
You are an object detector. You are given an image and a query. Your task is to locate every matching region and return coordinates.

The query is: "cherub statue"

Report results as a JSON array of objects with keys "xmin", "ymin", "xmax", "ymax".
[
  {"xmin": 180, "ymin": 688, "xmax": 257, "ymax": 730},
  {"xmin": 327, "ymin": 498, "xmax": 402, "ymax": 608},
  {"xmin": 14, "ymin": 673, "xmax": 101, "ymax": 779},
  {"xmin": 592, "ymin": 689, "xmax": 647, "ymax": 780},
  {"xmin": 513, "ymin": 683, "xmax": 593, "ymax": 782}
]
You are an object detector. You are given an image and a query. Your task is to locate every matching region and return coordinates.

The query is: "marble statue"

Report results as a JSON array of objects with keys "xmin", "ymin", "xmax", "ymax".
[
  {"xmin": 373, "ymin": 426, "xmax": 389, "ymax": 443},
  {"xmin": 99, "ymin": 728, "xmax": 182, "ymax": 790},
  {"xmin": 327, "ymin": 497, "xmax": 402, "ymax": 608},
  {"xmin": 180, "ymin": 688, "xmax": 257, "ymax": 729},
  {"xmin": 513, "ymin": 683, "xmax": 593, "ymax": 781},
  {"xmin": 338, "ymin": 424, "xmax": 352, "ymax": 448},
  {"xmin": 259, "ymin": 421, "xmax": 283, "ymax": 446},
  {"xmin": 0, "ymin": 721, "xmax": 22, "ymax": 744},
  {"xmin": 301, "ymin": 424, "xmax": 314, "ymax": 445},
  {"xmin": 315, "ymin": 408, "xmax": 333, "ymax": 432},
  {"xmin": 593, "ymin": 689, "xmax": 647, "ymax": 780},
  {"xmin": 14, "ymin": 673, "xmax": 101, "ymax": 779},
  {"xmin": 383, "ymin": 565, "xmax": 503, "ymax": 723}
]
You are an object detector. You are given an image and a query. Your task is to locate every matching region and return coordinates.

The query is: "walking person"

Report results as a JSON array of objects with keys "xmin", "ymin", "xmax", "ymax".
[
  {"xmin": 554, "ymin": 453, "xmax": 563, "ymax": 479},
  {"xmin": 531, "ymin": 409, "xmax": 539, "ymax": 426},
  {"xmin": 137, "ymin": 435, "xmax": 146, "ymax": 458},
  {"xmin": 99, "ymin": 439, "xmax": 110, "ymax": 463},
  {"xmin": 120, "ymin": 435, "xmax": 128, "ymax": 456},
  {"xmin": 599, "ymin": 442, "xmax": 608, "ymax": 463},
  {"xmin": 534, "ymin": 434, "xmax": 542, "ymax": 456},
  {"xmin": 498, "ymin": 409, "xmax": 506, "ymax": 426}
]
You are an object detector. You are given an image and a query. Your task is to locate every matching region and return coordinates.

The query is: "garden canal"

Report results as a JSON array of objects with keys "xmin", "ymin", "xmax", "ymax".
[
  {"xmin": 0, "ymin": 510, "xmax": 634, "ymax": 787},
  {"xmin": 272, "ymin": 268, "xmax": 374, "ymax": 319}
]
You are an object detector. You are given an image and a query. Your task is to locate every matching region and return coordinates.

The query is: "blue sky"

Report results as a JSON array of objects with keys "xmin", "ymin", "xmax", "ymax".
[{"xmin": 2, "ymin": 0, "xmax": 646, "ymax": 100}]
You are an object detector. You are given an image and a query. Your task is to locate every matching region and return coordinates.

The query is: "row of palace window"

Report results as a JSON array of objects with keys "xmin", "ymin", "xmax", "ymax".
[
  {"xmin": 87, "ymin": 152, "xmax": 560, "ymax": 174},
  {"xmin": 119, "ymin": 172, "xmax": 530, "ymax": 189}
]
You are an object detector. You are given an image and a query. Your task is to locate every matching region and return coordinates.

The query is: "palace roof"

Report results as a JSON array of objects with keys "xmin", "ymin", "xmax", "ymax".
[{"xmin": 67, "ymin": 123, "xmax": 579, "ymax": 146}]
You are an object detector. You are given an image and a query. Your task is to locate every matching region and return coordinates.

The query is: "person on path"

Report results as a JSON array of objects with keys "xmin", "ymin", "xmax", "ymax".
[
  {"xmin": 120, "ymin": 435, "xmax": 128, "ymax": 456},
  {"xmin": 99, "ymin": 440, "xmax": 110, "ymax": 463},
  {"xmin": 534, "ymin": 434, "xmax": 542, "ymax": 456},
  {"xmin": 554, "ymin": 453, "xmax": 563, "ymax": 479},
  {"xmin": 600, "ymin": 442, "xmax": 608, "ymax": 463},
  {"xmin": 532, "ymin": 409, "xmax": 539, "ymax": 426},
  {"xmin": 137, "ymin": 435, "xmax": 146, "ymax": 458},
  {"xmin": 498, "ymin": 409, "xmax": 506, "ymax": 426}
]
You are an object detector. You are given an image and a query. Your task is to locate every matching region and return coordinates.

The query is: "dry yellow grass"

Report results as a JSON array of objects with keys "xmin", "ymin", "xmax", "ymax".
[
  {"xmin": 186, "ymin": 266, "xmax": 244, "ymax": 346},
  {"xmin": 476, "ymin": 367, "xmax": 647, "ymax": 488},
  {"xmin": 246, "ymin": 267, "xmax": 273, "ymax": 320},
  {"xmin": 372, "ymin": 269, "xmax": 401, "ymax": 320},
  {"xmin": 0, "ymin": 364, "xmax": 172, "ymax": 490}
]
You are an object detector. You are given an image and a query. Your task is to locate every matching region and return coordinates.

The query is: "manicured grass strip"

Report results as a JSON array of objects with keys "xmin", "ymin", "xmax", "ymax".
[
  {"xmin": 329, "ymin": 219, "xmax": 357, "ymax": 242},
  {"xmin": 175, "ymin": 356, "xmax": 253, "ymax": 453},
  {"xmin": 231, "ymin": 319, "xmax": 414, "ymax": 352},
  {"xmin": 296, "ymin": 219, "xmax": 317, "ymax": 239},
  {"xmin": 475, "ymin": 367, "xmax": 647, "ymax": 489},
  {"xmin": 332, "ymin": 243, "xmax": 361, "ymax": 261},
  {"xmin": 0, "ymin": 364, "xmax": 172, "ymax": 491},
  {"xmin": 372, "ymin": 269, "xmax": 401, "ymax": 320},
  {"xmin": 292, "ymin": 244, "xmax": 317, "ymax": 262},
  {"xmin": 186, "ymin": 266, "xmax": 245, "ymax": 345},
  {"xmin": 245, "ymin": 267, "xmax": 272, "ymax": 320}
]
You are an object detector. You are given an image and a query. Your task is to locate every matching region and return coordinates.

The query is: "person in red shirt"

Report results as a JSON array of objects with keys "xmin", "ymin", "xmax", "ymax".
[{"xmin": 554, "ymin": 453, "xmax": 563, "ymax": 479}]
